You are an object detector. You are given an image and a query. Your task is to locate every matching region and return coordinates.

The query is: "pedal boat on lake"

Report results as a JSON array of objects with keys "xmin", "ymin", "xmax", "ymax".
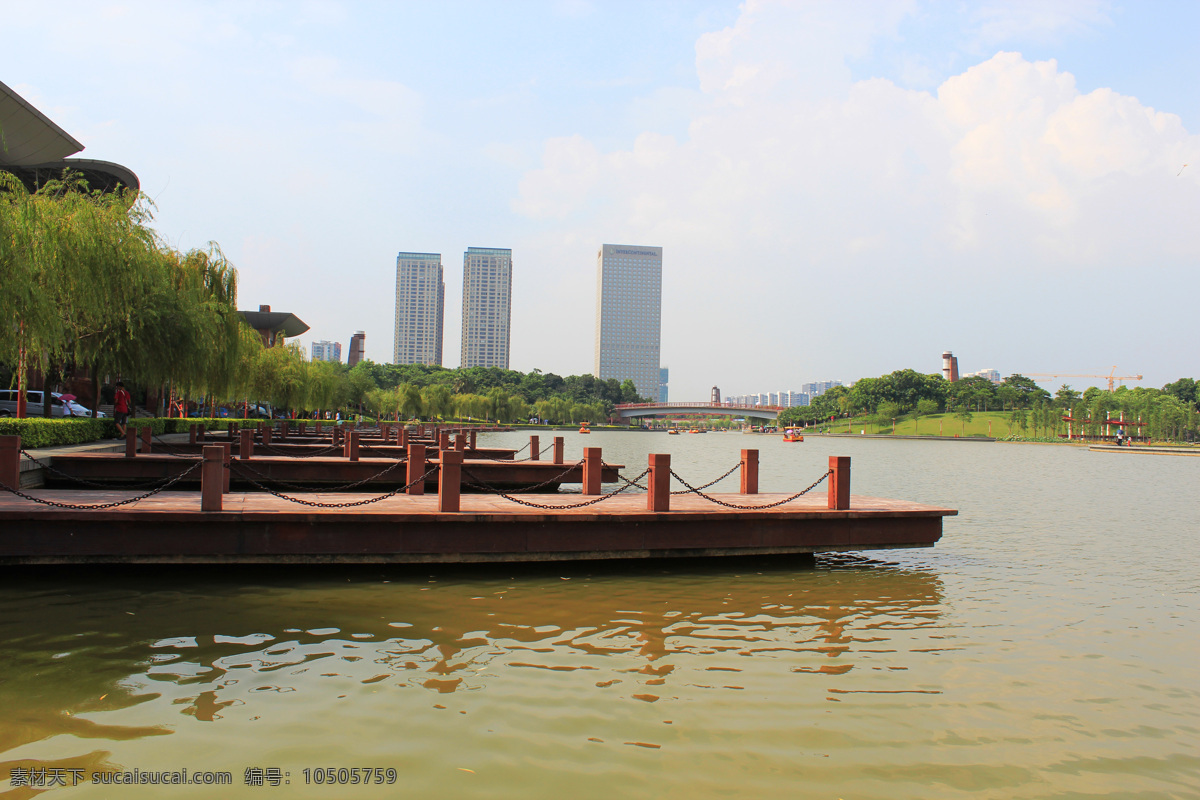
[{"xmin": 783, "ymin": 428, "xmax": 804, "ymax": 442}]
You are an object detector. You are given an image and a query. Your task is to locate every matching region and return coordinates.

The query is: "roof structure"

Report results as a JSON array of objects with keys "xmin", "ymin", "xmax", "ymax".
[
  {"xmin": 0, "ymin": 79, "xmax": 139, "ymax": 193},
  {"xmin": 240, "ymin": 307, "xmax": 310, "ymax": 348}
]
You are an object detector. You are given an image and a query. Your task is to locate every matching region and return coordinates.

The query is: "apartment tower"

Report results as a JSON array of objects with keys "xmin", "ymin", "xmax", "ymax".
[
  {"xmin": 460, "ymin": 247, "xmax": 512, "ymax": 369},
  {"xmin": 393, "ymin": 252, "xmax": 445, "ymax": 365},
  {"xmin": 593, "ymin": 244, "xmax": 662, "ymax": 400}
]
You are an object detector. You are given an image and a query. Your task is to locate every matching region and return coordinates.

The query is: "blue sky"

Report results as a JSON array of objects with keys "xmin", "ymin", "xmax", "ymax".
[{"xmin": 3, "ymin": 0, "xmax": 1197, "ymax": 399}]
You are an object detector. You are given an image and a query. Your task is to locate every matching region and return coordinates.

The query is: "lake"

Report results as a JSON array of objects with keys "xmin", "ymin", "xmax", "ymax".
[{"xmin": 1, "ymin": 430, "xmax": 1196, "ymax": 798}]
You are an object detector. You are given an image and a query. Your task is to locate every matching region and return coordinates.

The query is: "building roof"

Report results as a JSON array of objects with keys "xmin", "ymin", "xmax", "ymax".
[
  {"xmin": 0, "ymin": 79, "xmax": 139, "ymax": 193},
  {"xmin": 239, "ymin": 310, "xmax": 310, "ymax": 340}
]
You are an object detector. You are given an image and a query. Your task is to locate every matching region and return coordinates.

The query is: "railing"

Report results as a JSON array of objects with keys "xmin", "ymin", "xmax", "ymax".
[{"xmin": 614, "ymin": 402, "xmax": 786, "ymax": 411}]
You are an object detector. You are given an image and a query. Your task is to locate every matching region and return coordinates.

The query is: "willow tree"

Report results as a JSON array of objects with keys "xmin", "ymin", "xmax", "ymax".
[{"xmin": 0, "ymin": 173, "xmax": 155, "ymax": 414}]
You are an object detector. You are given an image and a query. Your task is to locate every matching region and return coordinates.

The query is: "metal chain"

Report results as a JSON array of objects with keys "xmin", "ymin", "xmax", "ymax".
[
  {"xmin": 668, "ymin": 468, "xmax": 832, "ymax": 510},
  {"xmin": 470, "ymin": 440, "xmax": 533, "ymax": 461},
  {"xmin": 254, "ymin": 440, "xmax": 344, "ymax": 458},
  {"xmin": 672, "ymin": 460, "xmax": 742, "ymax": 495},
  {"xmin": 461, "ymin": 466, "xmax": 651, "ymax": 510},
  {"xmin": 0, "ymin": 461, "xmax": 203, "ymax": 510},
  {"xmin": 228, "ymin": 464, "xmax": 440, "ymax": 508},
  {"xmin": 151, "ymin": 433, "xmax": 210, "ymax": 458},
  {"xmin": 228, "ymin": 456, "xmax": 408, "ymax": 492},
  {"xmin": 461, "ymin": 460, "xmax": 584, "ymax": 494},
  {"xmin": 19, "ymin": 448, "xmax": 201, "ymax": 489}
]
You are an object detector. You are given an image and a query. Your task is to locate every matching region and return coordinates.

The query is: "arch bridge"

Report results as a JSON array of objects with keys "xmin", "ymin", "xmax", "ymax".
[{"xmin": 613, "ymin": 402, "xmax": 785, "ymax": 420}]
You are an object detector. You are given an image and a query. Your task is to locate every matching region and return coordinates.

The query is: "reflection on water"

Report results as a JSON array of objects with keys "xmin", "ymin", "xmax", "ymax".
[{"xmin": 2, "ymin": 434, "xmax": 1199, "ymax": 798}]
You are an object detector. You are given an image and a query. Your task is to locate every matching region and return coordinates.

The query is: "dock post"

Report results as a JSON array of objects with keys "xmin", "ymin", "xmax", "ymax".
[
  {"xmin": 828, "ymin": 456, "xmax": 850, "ymax": 510},
  {"xmin": 439, "ymin": 450, "xmax": 462, "ymax": 512},
  {"xmin": 281, "ymin": 421, "xmax": 290, "ymax": 441},
  {"xmin": 299, "ymin": 422, "xmax": 307, "ymax": 436},
  {"xmin": 201, "ymin": 445, "xmax": 224, "ymax": 512},
  {"xmin": 125, "ymin": 426, "xmax": 138, "ymax": 458},
  {"xmin": 197, "ymin": 424, "xmax": 205, "ymax": 442},
  {"xmin": 407, "ymin": 443, "xmax": 426, "ymax": 495},
  {"xmin": 141, "ymin": 426, "xmax": 152, "ymax": 453},
  {"xmin": 263, "ymin": 424, "xmax": 273, "ymax": 447},
  {"xmin": 399, "ymin": 426, "xmax": 408, "ymax": 448},
  {"xmin": 346, "ymin": 430, "xmax": 360, "ymax": 462},
  {"xmin": 454, "ymin": 432, "xmax": 466, "ymax": 451},
  {"xmin": 189, "ymin": 424, "xmax": 198, "ymax": 445},
  {"xmin": 553, "ymin": 436, "xmax": 564, "ymax": 465},
  {"xmin": 530, "ymin": 435, "xmax": 540, "ymax": 461},
  {"xmin": 648, "ymin": 453, "xmax": 671, "ymax": 512},
  {"xmin": 740, "ymin": 449, "xmax": 759, "ymax": 494},
  {"xmin": 315, "ymin": 419, "xmax": 323, "ymax": 435},
  {"xmin": 439, "ymin": 431, "xmax": 450, "ymax": 452},
  {"xmin": 583, "ymin": 447, "xmax": 603, "ymax": 495},
  {"xmin": 470, "ymin": 430, "xmax": 477, "ymax": 449},
  {"xmin": 0, "ymin": 435, "xmax": 19, "ymax": 490},
  {"xmin": 240, "ymin": 428, "xmax": 254, "ymax": 460},
  {"xmin": 221, "ymin": 443, "xmax": 231, "ymax": 493}
]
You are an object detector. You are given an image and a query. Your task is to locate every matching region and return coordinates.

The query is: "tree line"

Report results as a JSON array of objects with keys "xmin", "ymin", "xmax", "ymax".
[{"xmin": 777, "ymin": 368, "xmax": 1199, "ymax": 441}]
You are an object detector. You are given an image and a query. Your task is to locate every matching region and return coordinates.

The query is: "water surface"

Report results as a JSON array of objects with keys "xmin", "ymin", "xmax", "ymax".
[{"xmin": 1, "ymin": 432, "xmax": 1196, "ymax": 798}]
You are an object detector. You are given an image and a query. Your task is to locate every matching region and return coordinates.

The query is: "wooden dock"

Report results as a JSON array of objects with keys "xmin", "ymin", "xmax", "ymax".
[{"xmin": 0, "ymin": 433, "xmax": 957, "ymax": 565}]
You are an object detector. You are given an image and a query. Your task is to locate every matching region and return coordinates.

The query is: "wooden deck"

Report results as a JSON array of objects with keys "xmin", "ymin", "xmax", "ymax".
[{"xmin": 0, "ymin": 488, "xmax": 955, "ymax": 565}]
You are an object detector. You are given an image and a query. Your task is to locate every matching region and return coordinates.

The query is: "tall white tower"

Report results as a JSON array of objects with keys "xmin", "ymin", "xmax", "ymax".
[{"xmin": 593, "ymin": 244, "xmax": 662, "ymax": 400}]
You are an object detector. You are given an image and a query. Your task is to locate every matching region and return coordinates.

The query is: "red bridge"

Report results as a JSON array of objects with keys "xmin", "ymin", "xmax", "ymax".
[{"xmin": 614, "ymin": 402, "xmax": 785, "ymax": 420}]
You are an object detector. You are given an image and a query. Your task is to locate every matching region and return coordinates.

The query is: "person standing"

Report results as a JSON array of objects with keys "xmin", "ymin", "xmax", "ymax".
[{"xmin": 113, "ymin": 382, "xmax": 131, "ymax": 439}]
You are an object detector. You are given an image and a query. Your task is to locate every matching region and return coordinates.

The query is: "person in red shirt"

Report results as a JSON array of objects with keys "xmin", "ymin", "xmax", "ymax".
[{"xmin": 113, "ymin": 382, "xmax": 131, "ymax": 438}]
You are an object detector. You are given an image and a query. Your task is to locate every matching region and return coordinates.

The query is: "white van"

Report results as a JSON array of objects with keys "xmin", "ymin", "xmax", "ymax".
[{"xmin": 0, "ymin": 390, "xmax": 105, "ymax": 418}]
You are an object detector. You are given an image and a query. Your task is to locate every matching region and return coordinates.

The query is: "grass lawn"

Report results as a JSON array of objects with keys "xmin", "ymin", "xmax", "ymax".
[{"xmin": 808, "ymin": 411, "xmax": 1027, "ymax": 438}]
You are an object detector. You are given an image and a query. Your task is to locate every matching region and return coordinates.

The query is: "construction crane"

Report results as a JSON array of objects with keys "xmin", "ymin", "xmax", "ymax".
[{"xmin": 1025, "ymin": 367, "xmax": 1143, "ymax": 392}]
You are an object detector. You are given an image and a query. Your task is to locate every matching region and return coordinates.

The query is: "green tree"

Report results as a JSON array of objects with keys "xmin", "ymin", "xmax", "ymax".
[
  {"xmin": 913, "ymin": 398, "xmax": 938, "ymax": 434},
  {"xmin": 954, "ymin": 404, "xmax": 973, "ymax": 435}
]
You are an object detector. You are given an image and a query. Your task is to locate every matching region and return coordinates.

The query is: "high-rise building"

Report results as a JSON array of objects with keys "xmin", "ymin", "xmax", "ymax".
[
  {"xmin": 310, "ymin": 340, "xmax": 342, "ymax": 363},
  {"xmin": 659, "ymin": 368, "xmax": 670, "ymax": 403},
  {"xmin": 942, "ymin": 351, "xmax": 960, "ymax": 382},
  {"xmin": 393, "ymin": 252, "xmax": 445, "ymax": 366},
  {"xmin": 593, "ymin": 244, "xmax": 662, "ymax": 400},
  {"xmin": 348, "ymin": 331, "xmax": 366, "ymax": 367},
  {"xmin": 460, "ymin": 247, "xmax": 512, "ymax": 369}
]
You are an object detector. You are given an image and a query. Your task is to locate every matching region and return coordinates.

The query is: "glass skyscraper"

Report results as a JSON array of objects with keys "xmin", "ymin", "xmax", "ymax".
[
  {"xmin": 593, "ymin": 244, "xmax": 662, "ymax": 400},
  {"xmin": 393, "ymin": 252, "xmax": 445, "ymax": 366},
  {"xmin": 460, "ymin": 247, "xmax": 512, "ymax": 369}
]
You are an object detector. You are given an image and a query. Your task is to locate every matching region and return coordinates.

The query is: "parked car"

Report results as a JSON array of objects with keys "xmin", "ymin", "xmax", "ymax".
[{"xmin": 0, "ymin": 390, "xmax": 106, "ymax": 418}]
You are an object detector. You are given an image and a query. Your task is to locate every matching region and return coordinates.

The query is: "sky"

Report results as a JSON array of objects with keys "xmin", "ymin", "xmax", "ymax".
[{"xmin": 3, "ymin": 0, "xmax": 1197, "ymax": 400}]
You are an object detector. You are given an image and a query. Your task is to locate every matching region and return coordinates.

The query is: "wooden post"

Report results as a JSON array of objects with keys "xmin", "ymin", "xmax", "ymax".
[
  {"xmin": 583, "ymin": 447, "xmax": 603, "ymax": 495},
  {"xmin": 407, "ymin": 443, "xmax": 426, "ymax": 495},
  {"xmin": 221, "ymin": 443, "xmax": 231, "ymax": 494},
  {"xmin": 828, "ymin": 456, "xmax": 850, "ymax": 510},
  {"xmin": 315, "ymin": 419, "xmax": 323, "ymax": 435},
  {"xmin": 439, "ymin": 431, "xmax": 450, "ymax": 452},
  {"xmin": 201, "ymin": 445, "xmax": 224, "ymax": 512},
  {"xmin": 346, "ymin": 430, "xmax": 360, "ymax": 462},
  {"xmin": 0, "ymin": 435, "xmax": 19, "ymax": 490},
  {"xmin": 280, "ymin": 420, "xmax": 290, "ymax": 441},
  {"xmin": 263, "ymin": 424, "xmax": 273, "ymax": 447},
  {"xmin": 469, "ymin": 430, "xmax": 477, "ymax": 449},
  {"xmin": 399, "ymin": 426, "xmax": 408, "ymax": 448},
  {"xmin": 197, "ymin": 423, "xmax": 206, "ymax": 442},
  {"xmin": 553, "ymin": 436, "xmax": 564, "ymax": 465},
  {"xmin": 740, "ymin": 449, "xmax": 759, "ymax": 494},
  {"xmin": 240, "ymin": 428, "xmax": 254, "ymax": 460},
  {"xmin": 141, "ymin": 426, "xmax": 152, "ymax": 454},
  {"xmin": 125, "ymin": 426, "xmax": 138, "ymax": 458},
  {"xmin": 439, "ymin": 450, "xmax": 462, "ymax": 512},
  {"xmin": 648, "ymin": 453, "xmax": 670, "ymax": 512},
  {"xmin": 189, "ymin": 424, "xmax": 198, "ymax": 445},
  {"xmin": 454, "ymin": 432, "xmax": 466, "ymax": 451},
  {"xmin": 299, "ymin": 421, "xmax": 307, "ymax": 436},
  {"xmin": 530, "ymin": 435, "xmax": 540, "ymax": 461}
]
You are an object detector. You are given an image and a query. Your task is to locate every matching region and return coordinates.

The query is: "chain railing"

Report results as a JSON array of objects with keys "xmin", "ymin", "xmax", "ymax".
[
  {"xmin": 461, "ymin": 465, "xmax": 651, "ymax": 510},
  {"xmin": 228, "ymin": 456, "xmax": 408, "ymax": 493},
  {"xmin": 226, "ymin": 464, "xmax": 440, "ymax": 509},
  {"xmin": 669, "ymin": 468, "xmax": 832, "ymax": 509},
  {"xmin": 20, "ymin": 448, "xmax": 201, "ymax": 490},
  {"xmin": 254, "ymin": 440, "xmax": 344, "ymax": 458},
  {"xmin": 469, "ymin": 440, "xmax": 534, "ymax": 462},
  {"xmin": 0, "ymin": 461, "xmax": 204, "ymax": 510},
  {"xmin": 461, "ymin": 460, "xmax": 584, "ymax": 495}
]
